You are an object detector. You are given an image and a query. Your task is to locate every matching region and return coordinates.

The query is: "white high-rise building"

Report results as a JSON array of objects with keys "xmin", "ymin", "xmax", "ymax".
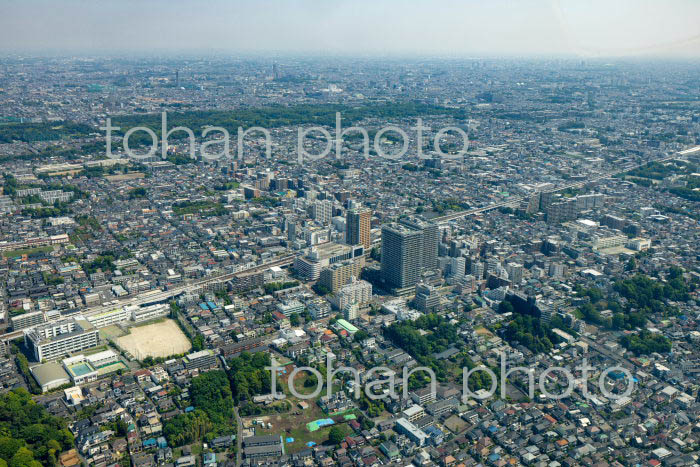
[
  {"xmin": 343, "ymin": 303, "xmax": 360, "ymax": 321},
  {"xmin": 449, "ymin": 257, "xmax": 466, "ymax": 278},
  {"xmin": 329, "ymin": 278, "xmax": 372, "ymax": 310},
  {"xmin": 312, "ymin": 199, "xmax": 333, "ymax": 225},
  {"xmin": 470, "ymin": 261, "xmax": 485, "ymax": 279},
  {"xmin": 506, "ymin": 263, "xmax": 524, "ymax": 285}
]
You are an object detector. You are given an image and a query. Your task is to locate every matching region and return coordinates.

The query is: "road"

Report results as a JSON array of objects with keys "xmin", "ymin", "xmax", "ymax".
[
  {"xmin": 234, "ymin": 407, "xmax": 243, "ymax": 466},
  {"xmin": 579, "ymin": 335, "xmax": 636, "ymax": 372}
]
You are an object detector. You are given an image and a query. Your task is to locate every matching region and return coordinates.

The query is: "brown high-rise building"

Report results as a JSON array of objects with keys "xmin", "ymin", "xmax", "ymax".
[
  {"xmin": 346, "ymin": 206, "xmax": 371, "ymax": 251},
  {"xmin": 318, "ymin": 257, "xmax": 365, "ymax": 293}
]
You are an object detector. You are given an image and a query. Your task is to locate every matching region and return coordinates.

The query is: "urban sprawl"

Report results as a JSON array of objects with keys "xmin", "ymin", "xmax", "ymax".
[{"xmin": 0, "ymin": 57, "xmax": 699, "ymax": 467}]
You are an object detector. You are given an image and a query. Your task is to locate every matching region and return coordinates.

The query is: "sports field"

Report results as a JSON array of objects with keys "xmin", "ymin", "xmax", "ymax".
[{"xmin": 115, "ymin": 319, "xmax": 191, "ymax": 359}]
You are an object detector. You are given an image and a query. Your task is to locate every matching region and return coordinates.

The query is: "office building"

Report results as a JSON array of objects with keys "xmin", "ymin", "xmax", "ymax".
[
  {"xmin": 308, "ymin": 299, "xmax": 331, "ymax": 320},
  {"xmin": 414, "ymin": 283, "xmax": 440, "ymax": 312},
  {"xmin": 470, "ymin": 261, "xmax": 484, "ymax": 279},
  {"xmin": 601, "ymin": 214, "xmax": 626, "ymax": 231},
  {"xmin": 294, "ymin": 242, "xmax": 362, "ymax": 280},
  {"xmin": 576, "ymin": 193, "xmax": 605, "ymax": 210},
  {"xmin": 410, "ymin": 387, "xmax": 437, "ymax": 405},
  {"xmin": 229, "ymin": 270, "xmax": 264, "ymax": 293},
  {"xmin": 505, "ymin": 262, "xmax": 524, "ymax": 285},
  {"xmin": 285, "ymin": 217, "xmax": 297, "ymax": 241},
  {"xmin": 311, "ymin": 199, "xmax": 333, "ymax": 225},
  {"xmin": 546, "ymin": 199, "xmax": 578, "ymax": 223},
  {"xmin": 402, "ymin": 405, "xmax": 425, "ymax": 423},
  {"xmin": 449, "ymin": 257, "xmax": 466, "ymax": 278},
  {"xmin": 343, "ymin": 303, "xmax": 359, "ymax": 320},
  {"xmin": 395, "ymin": 418, "xmax": 426, "ymax": 446},
  {"xmin": 276, "ymin": 300, "xmax": 304, "ymax": 317},
  {"xmin": 425, "ymin": 398, "xmax": 459, "ymax": 417}
]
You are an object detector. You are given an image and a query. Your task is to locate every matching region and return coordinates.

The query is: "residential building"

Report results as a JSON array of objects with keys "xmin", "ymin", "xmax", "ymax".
[
  {"xmin": 11, "ymin": 310, "xmax": 46, "ymax": 331},
  {"xmin": 381, "ymin": 223, "xmax": 423, "ymax": 289},
  {"xmin": 346, "ymin": 205, "xmax": 372, "ymax": 251},
  {"xmin": 318, "ymin": 257, "xmax": 365, "ymax": 293},
  {"xmin": 328, "ymin": 278, "xmax": 372, "ymax": 310}
]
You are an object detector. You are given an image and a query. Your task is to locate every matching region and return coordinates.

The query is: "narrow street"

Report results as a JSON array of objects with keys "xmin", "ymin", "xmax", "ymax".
[{"xmin": 234, "ymin": 407, "xmax": 243, "ymax": 466}]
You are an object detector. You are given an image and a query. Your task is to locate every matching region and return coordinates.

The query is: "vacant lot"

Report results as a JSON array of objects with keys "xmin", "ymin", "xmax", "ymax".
[
  {"xmin": 246, "ymin": 405, "xmax": 352, "ymax": 454},
  {"xmin": 444, "ymin": 414, "xmax": 468, "ymax": 434},
  {"xmin": 115, "ymin": 319, "xmax": 191, "ymax": 359}
]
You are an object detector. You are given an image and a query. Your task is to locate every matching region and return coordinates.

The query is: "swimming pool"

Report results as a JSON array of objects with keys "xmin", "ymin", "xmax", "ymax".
[{"xmin": 69, "ymin": 362, "xmax": 94, "ymax": 377}]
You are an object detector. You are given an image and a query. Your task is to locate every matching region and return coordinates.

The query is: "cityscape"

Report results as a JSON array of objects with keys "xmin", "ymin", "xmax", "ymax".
[{"xmin": 0, "ymin": 2, "xmax": 700, "ymax": 467}]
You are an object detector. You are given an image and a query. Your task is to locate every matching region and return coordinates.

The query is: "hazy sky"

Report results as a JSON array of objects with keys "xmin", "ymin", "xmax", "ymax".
[{"xmin": 1, "ymin": 0, "xmax": 699, "ymax": 57}]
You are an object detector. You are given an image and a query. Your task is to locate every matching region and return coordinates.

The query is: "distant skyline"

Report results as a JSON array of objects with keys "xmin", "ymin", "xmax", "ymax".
[{"xmin": 1, "ymin": 0, "xmax": 700, "ymax": 58}]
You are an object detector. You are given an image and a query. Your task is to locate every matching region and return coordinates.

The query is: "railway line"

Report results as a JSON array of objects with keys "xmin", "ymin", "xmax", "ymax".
[
  {"xmin": 1, "ymin": 254, "xmax": 296, "ymax": 343},
  {"xmin": 432, "ymin": 151, "xmax": 684, "ymax": 225}
]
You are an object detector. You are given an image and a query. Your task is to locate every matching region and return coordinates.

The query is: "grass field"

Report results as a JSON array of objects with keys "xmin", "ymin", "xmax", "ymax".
[
  {"xmin": 99, "ymin": 324, "xmax": 127, "ymax": 341},
  {"xmin": 246, "ymin": 403, "xmax": 352, "ymax": 454},
  {"xmin": 243, "ymin": 368, "xmax": 351, "ymax": 454},
  {"xmin": 2, "ymin": 245, "xmax": 53, "ymax": 258},
  {"xmin": 115, "ymin": 318, "xmax": 191, "ymax": 359}
]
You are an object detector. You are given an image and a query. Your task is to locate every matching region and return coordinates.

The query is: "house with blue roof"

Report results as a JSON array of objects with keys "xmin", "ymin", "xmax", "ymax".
[
  {"xmin": 142, "ymin": 438, "xmax": 157, "ymax": 449},
  {"xmin": 157, "ymin": 436, "xmax": 168, "ymax": 449}
]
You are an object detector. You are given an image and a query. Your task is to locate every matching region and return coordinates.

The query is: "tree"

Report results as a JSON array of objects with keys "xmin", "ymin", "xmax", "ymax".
[
  {"xmin": 191, "ymin": 334, "xmax": 205, "ymax": 352},
  {"xmin": 498, "ymin": 300, "xmax": 514, "ymax": 314},
  {"xmin": 128, "ymin": 187, "xmax": 147, "ymax": 199},
  {"xmin": 163, "ymin": 410, "xmax": 212, "ymax": 447},
  {"xmin": 10, "ymin": 447, "xmax": 40, "ymax": 467},
  {"xmin": 353, "ymin": 330, "xmax": 369, "ymax": 343},
  {"xmin": 189, "ymin": 371, "xmax": 234, "ymax": 426},
  {"xmin": 0, "ymin": 389, "xmax": 73, "ymax": 466},
  {"xmin": 0, "ymin": 439, "xmax": 22, "ymax": 461},
  {"xmin": 619, "ymin": 330, "xmax": 672, "ymax": 355},
  {"xmin": 302, "ymin": 309, "xmax": 312, "ymax": 322},
  {"xmin": 228, "ymin": 352, "xmax": 272, "ymax": 403},
  {"xmin": 502, "ymin": 314, "xmax": 564, "ymax": 354},
  {"xmin": 289, "ymin": 313, "xmax": 300, "ymax": 327},
  {"xmin": 328, "ymin": 426, "xmax": 345, "ymax": 445}
]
